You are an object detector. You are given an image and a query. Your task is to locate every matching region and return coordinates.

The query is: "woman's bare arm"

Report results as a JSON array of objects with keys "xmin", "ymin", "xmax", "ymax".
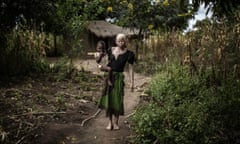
[{"xmin": 129, "ymin": 64, "xmax": 134, "ymax": 92}]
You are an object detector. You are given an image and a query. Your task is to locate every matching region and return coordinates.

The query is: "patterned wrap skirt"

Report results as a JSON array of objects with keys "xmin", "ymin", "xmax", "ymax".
[{"xmin": 98, "ymin": 72, "xmax": 124, "ymax": 116}]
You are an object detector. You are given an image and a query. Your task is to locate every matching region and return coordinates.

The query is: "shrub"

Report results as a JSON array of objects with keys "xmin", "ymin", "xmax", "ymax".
[
  {"xmin": 131, "ymin": 65, "xmax": 240, "ymax": 144},
  {"xmin": 0, "ymin": 27, "xmax": 49, "ymax": 76}
]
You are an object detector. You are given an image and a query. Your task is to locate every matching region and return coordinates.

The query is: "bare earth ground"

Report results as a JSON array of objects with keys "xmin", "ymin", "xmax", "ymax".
[
  {"xmin": 0, "ymin": 58, "xmax": 150, "ymax": 144},
  {"xmin": 66, "ymin": 59, "xmax": 151, "ymax": 144}
]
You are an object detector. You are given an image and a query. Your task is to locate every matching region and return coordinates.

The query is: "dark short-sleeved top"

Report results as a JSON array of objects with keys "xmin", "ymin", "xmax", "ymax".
[{"xmin": 108, "ymin": 49, "xmax": 135, "ymax": 72}]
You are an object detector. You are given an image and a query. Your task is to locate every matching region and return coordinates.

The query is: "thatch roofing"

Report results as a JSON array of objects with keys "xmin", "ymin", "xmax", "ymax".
[{"xmin": 88, "ymin": 20, "xmax": 139, "ymax": 38}]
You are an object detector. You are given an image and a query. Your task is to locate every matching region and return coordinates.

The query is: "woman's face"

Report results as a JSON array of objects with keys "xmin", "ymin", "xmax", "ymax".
[{"xmin": 116, "ymin": 38, "xmax": 125, "ymax": 48}]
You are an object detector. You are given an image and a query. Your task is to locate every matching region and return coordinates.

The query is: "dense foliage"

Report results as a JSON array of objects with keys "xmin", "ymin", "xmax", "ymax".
[
  {"xmin": 132, "ymin": 7, "xmax": 240, "ymax": 144},
  {"xmin": 132, "ymin": 65, "xmax": 240, "ymax": 144},
  {"xmin": 0, "ymin": 0, "xmax": 106, "ymax": 76},
  {"xmin": 106, "ymin": 0, "xmax": 192, "ymax": 32}
]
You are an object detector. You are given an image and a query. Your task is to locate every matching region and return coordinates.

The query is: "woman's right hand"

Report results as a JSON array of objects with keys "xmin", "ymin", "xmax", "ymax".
[
  {"xmin": 94, "ymin": 52, "xmax": 100, "ymax": 58},
  {"xmin": 99, "ymin": 65, "xmax": 111, "ymax": 72}
]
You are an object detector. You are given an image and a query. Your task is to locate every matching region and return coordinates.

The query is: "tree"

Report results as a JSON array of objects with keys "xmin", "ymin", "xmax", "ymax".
[
  {"xmin": 0, "ymin": 0, "xmax": 58, "ymax": 49},
  {"xmin": 104, "ymin": 0, "xmax": 193, "ymax": 34},
  {"xmin": 0, "ymin": 0, "xmax": 107, "ymax": 54},
  {"xmin": 0, "ymin": 0, "xmax": 58, "ymax": 31}
]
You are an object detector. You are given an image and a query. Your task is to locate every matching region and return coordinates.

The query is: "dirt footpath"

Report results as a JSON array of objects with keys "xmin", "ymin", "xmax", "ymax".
[
  {"xmin": 74, "ymin": 59, "xmax": 150, "ymax": 144},
  {"xmin": 40, "ymin": 59, "xmax": 150, "ymax": 144}
]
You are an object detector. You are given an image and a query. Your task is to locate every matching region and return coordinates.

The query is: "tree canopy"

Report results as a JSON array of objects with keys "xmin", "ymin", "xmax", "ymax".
[
  {"xmin": 2, "ymin": 0, "xmax": 240, "ymax": 37},
  {"xmin": 0, "ymin": 0, "xmax": 193, "ymax": 36},
  {"xmin": 103, "ymin": 0, "xmax": 192, "ymax": 33},
  {"xmin": 0, "ymin": 0, "xmax": 57, "ymax": 31}
]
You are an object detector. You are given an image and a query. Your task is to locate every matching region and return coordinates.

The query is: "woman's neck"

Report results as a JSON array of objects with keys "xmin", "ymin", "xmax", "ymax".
[{"xmin": 112, "ymin": 46, "xmax": 127, "ymax": 59}]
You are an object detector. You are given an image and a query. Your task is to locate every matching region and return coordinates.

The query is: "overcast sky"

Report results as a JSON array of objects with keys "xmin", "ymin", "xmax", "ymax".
[{"xmin": 185, "ymin": 3, "xmax": 212, "ymax": 32}]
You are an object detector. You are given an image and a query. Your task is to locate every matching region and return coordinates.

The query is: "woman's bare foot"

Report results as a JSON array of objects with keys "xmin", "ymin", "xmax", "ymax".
[
  {"xmin": 113, "ymin": 123, "xmax": 120, "ymax": 130},
  {"xmin": 113, "ymin": 115, "xmax": 119, "ymax": 130},
  {"xmin": 105, "ymin": 123, "xmax": 113, "ymax": 130}
]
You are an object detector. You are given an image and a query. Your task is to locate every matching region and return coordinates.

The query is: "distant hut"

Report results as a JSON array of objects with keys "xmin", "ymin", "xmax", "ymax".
[{"xmin": 84, "ymin": 20, "xmax": 139, "ymax": 51}]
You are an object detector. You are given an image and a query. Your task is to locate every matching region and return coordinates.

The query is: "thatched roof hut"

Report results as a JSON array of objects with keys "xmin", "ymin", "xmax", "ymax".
[
  {"xmin": 88, "ymin": 20, "xmax": 138, "ymax": 38},
  {"xmin": 84, "ymin": 20, "xmax": 139, "ymax": 51}
]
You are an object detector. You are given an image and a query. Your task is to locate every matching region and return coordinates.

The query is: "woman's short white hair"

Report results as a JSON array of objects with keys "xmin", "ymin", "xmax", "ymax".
[{"xmin": 116, "ymin": 33, "xmax": 126, "ymax": 41}]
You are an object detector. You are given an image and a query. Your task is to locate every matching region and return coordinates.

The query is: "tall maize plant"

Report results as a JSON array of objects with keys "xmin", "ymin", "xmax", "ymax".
[
  {"xmin": 1, "ymin": 27, "xmax": 47, "ymax": 76},
  {"xmin": 183, "ymin": 10, "xmax": 240, "ymax": 81}
]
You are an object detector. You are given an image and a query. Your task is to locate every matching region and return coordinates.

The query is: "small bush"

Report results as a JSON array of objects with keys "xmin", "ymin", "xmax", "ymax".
[{"xmin": 131, "ymin": 65, "xmax": 240, "ymax": 144}]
